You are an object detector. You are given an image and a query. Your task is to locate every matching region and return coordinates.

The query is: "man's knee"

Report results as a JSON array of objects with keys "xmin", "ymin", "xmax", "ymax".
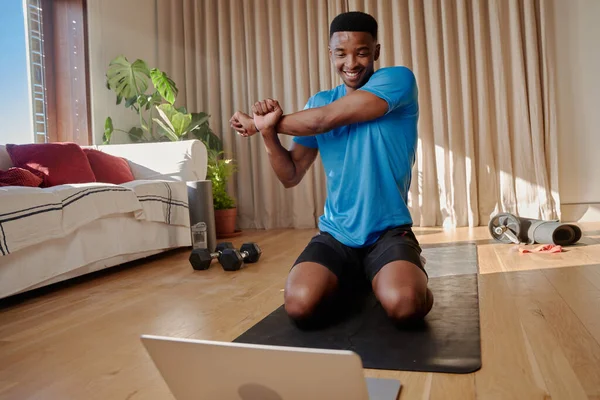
[
  {"xmin": 283, "ymin": 261, "xmax": 339, "ymax": 324},
  {"xmin": 284, "ymin": 285, "xmax": 320, "ymax": 321},
  {"xmin": 378, "ymin": 286, "xmax": 432, "ymax": 323}
]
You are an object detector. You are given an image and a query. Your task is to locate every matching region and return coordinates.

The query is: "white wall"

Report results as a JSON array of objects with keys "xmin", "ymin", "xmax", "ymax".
[
  {"xmin": 87, "ymin": 0, "xmax": 158, "ymax": 145},
  {"xmin": 554, "ymin": 0, "xmax": 600, "ymax": 221}
]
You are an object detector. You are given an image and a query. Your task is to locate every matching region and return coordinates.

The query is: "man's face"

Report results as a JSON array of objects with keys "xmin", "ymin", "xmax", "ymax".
[{"xmin": 329, "ymin": 31, "xmax": 380, "ymax": 91}]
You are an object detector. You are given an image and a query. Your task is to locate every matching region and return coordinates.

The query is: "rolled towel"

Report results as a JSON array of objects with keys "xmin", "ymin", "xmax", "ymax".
[{"xmin": 519, "ymin": 244, "xmax": 563, "ymax": 254}]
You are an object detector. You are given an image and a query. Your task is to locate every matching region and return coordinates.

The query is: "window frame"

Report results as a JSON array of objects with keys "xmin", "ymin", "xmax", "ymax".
[{"xmin": 24, "ymin": 0, "xmax": 92, "ymax": 145}]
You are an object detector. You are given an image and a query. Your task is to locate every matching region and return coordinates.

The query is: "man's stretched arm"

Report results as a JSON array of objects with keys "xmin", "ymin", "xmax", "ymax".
[
  {"xmin": 275, "ymin": 66, "xmax": 417, "ymax": 136},
  {"xmin": 261, "ymin": 133, "xmax": 318, "ymax": 188},
  {"xmin": 231, "ymin": 67, "xmax": 417, "ymax": 138},
  {"xmin": 230, "ymin": 92, "xmax": 388, "ymax": 138},
  {"xmin": 250, "ymin": 100, "xmax": 318, "ymax": 188},
  {"xmin": 274, "ymin": 90, "xmax": 389, "ymax": 137}
]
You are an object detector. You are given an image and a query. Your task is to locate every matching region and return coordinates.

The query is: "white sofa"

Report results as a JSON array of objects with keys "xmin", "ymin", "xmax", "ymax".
[{"xmin": 0, "ymin": 139, "xmax": 209, "ymax": 300}]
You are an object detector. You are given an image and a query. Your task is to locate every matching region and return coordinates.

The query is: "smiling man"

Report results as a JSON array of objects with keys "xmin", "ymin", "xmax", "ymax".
[{"xmin": 230, "ymin": 11, "xmax": 433, "ymax": 328}]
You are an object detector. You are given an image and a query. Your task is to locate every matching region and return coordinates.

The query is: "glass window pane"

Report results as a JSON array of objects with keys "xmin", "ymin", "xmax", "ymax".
[{"xmin": 0, "ymin": 0, "xmax": 34, "ymax": 144}]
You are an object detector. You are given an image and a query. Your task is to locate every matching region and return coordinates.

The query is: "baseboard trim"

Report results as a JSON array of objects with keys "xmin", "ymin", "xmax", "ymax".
[{"xmin": 561, "ymin": 203, "xmax": 600, "ymax": 222}]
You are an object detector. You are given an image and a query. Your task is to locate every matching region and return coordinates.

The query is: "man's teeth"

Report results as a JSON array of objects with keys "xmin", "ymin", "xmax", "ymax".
[{"xmin": 345, "ymin": 71, "xmax": 359, "ymax": 77}]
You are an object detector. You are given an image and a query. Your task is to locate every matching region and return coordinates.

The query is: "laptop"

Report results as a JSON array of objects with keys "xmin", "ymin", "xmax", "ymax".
[{"xmin": 141, "ymin": 334, "xmax": 402, "ymax": 400}]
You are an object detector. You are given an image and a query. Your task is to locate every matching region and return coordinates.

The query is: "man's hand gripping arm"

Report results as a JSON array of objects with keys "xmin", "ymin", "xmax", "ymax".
[
  {"xmin": 228, "ymin": 91, "xmax": 386, "ymax": 188},
  {"xmin": 233, "ymin": 99, "xmax": 317, "ymax": 188}
]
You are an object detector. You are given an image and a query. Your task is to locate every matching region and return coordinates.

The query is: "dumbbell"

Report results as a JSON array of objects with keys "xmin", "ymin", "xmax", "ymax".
[
  {"xmin": 219, "ymin": 242, "xmax": 262, "ymax": 271},
  {"xmin": 189, "ymin": 242, "xmax": 234, "ymax": 270}
]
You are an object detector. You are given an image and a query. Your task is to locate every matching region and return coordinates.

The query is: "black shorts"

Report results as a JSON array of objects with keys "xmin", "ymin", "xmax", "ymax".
[{"xmin": 292, "ymin": 225, "xmax": 426, "ymax": 289}]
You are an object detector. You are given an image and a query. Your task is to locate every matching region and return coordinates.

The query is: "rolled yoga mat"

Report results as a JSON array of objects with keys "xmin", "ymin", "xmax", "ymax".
[
  {"xmin": 489, "ymin": 213, "xmax": 583, "ymax": 245},
  {"xmin": 519, "ymin": 217, "xmax": 582, "ymax": 245},
  {"xmin": 233, "ymin": 243, "xmax": 481, "ymax": 374}
]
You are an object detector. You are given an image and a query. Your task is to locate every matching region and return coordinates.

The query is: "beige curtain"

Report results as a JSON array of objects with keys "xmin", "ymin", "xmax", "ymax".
[{"xmin": 156, "ymin": 0, "xmax": 560, "ymax": 229}]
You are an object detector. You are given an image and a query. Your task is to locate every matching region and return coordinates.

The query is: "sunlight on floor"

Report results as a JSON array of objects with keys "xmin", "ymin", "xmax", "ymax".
[
  {"xmin": 478, "ymin": 241, "xmax": 600, "ymax": 274},
  {"xmin": 412, "ymin": 224, "xmax": 600, "ymax": 275}
]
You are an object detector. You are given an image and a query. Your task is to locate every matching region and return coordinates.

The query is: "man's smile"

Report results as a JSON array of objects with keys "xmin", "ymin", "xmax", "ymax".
[{"xmin": 343, "ymin": 69, "xmax": 363, "ymax": 81}]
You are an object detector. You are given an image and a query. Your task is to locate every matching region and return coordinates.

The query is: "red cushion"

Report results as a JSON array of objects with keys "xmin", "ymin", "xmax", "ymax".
[
  {"xmin": 83, "ymin": 149, "xmax": 134, "ymax": 184},
  {"xmin": 0, "ymin": 167, "xmax": 44, "ymax": 187},
  {"xmin": 6, "ymin": 142, "xmax": 96, "ymax": 187}
]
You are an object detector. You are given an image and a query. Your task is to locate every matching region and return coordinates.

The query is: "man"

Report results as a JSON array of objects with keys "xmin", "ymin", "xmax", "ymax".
[{"xmin": 230, "ymin": 11, "xmax": 433, "ymax": 328}]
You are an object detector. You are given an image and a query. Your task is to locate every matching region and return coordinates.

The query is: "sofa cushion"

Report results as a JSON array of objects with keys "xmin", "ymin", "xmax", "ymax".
[
  {"xmin": 0, "ymin": 167, "xmax": 44, "ymax": 187},
  {"xmin": 92, "ymin": 140, "xmax": 208, "ymax": 181},
  {"xmin": 83, "ymin": 148, "xmax": 134, "ymax": 184},
  {"xmin": 6, "ymin": 142, "xmax": 96, "ymax": 187}
]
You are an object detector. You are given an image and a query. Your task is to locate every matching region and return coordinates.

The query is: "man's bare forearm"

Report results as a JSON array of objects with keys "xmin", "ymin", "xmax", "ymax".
[
  {"xmin": 272, "ymin": 89, "xmax": 389, "ymax": 136},
  {"xmin": 274, "ymin": 108, "xmax": 330, "ymax": 137},
  {"xmin": 261, "ymin": 129, "xmax": 299, "ymax": 187}
]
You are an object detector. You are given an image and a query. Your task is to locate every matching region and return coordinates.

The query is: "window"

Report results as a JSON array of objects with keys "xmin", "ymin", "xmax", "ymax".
[
  {"xmin": 41, "ymin": 0, "xmax": 92, "ymax": 145},
  {"xmin": 0, "ymin": 0, "xmax": 91, "ymax": 146},
  {"xmin": 0, "ymin": 0, "xmax": 34, "ymax": 144},
  {"xmin": 26, "ymin": 0, "xmax": 49, "ymax": 143}
]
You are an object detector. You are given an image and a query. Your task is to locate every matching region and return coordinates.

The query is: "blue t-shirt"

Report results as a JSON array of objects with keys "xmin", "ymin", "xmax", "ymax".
[{"xmin": 293, "ymin": 66, "xmax": 419, "ymax": 247}]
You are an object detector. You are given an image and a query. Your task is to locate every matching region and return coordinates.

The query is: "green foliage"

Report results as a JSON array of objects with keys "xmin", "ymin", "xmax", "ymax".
[
  {"xmin": 150, "ymin": 68, "xmax": 177, "ymax": 105},
  {"xmin": 206, "ymin": 150, "xmax": 236, "ymax": 210},
  {"xmin": 103, "ymin": 54, "xmax": 235, "ymax": 210},
  {"xmin": 154, "ymin": 104, "xmax": 191, "ymax": 141},
  {"xmin": 103, "ymin": 55, "xmax": 221, "ymax": 151},
  {"xmin": 106, "ymin": 56, "xmax": 151, "ymax": 100},
  {"xmin": 103, "ymin": 117, "xmax": 113, "ymax": 144},
  {"xmin": 189, "ymin": 112, "xmax": 222, "ymax": 153}
]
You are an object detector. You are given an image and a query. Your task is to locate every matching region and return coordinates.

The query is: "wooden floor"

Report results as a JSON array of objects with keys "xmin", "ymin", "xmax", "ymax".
[{"xmin": 1, "ymin": 223, "xmax": 600, "ymax": 399}]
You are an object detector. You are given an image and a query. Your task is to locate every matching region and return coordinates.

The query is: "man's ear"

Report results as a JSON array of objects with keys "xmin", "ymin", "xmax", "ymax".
[{"xmin": 374, "ymin": 43, "xmax": 381, "ymax": 61}]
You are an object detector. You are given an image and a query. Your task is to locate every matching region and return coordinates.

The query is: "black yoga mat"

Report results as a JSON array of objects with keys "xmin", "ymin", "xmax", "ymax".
[{"xmin": 233, "ymin": 243, "xmax": 481, "ymax": 374}]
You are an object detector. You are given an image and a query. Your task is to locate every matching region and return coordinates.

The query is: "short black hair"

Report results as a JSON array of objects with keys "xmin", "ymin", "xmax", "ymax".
[{"xmin": 329, "ymin": 11, "xmax": 378, "ymax": 41}]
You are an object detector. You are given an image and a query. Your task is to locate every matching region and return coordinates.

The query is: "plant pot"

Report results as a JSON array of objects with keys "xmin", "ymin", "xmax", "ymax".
[{"xmin": 214, "ymin": 207, "xmax": 237, "ymax": 236}]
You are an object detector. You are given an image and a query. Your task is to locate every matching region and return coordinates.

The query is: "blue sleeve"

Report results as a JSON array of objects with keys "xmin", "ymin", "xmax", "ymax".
[
  {"xmin": 358, "ymin": 66, "xmax": 417, "ymax": 114},
  {"xmin": 292, "ymin": 96, "xmax": 319, "ymax": 149}
]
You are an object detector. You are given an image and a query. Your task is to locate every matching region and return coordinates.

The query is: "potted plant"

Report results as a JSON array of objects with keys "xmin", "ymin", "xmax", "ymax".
[
  {"xmin": 103, "ymin": 55, "xmax": 240, "ymax": 235},
  {"xmin": 102, "ymin": 55, "xmax": 221, "ymax": 149},
  {"xmin": 206, "ymin": 149, "xmax": 238, "ymax": 236}
]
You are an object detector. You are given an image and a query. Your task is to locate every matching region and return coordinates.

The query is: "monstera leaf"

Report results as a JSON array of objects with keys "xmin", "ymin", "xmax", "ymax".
[
  {"xmin": 150, "ymin": 68, "xmax": 178, "ymax": 105},
  {"xmin": 106, "ymin": 56, "xmax": 151, "ymax": 100}
]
